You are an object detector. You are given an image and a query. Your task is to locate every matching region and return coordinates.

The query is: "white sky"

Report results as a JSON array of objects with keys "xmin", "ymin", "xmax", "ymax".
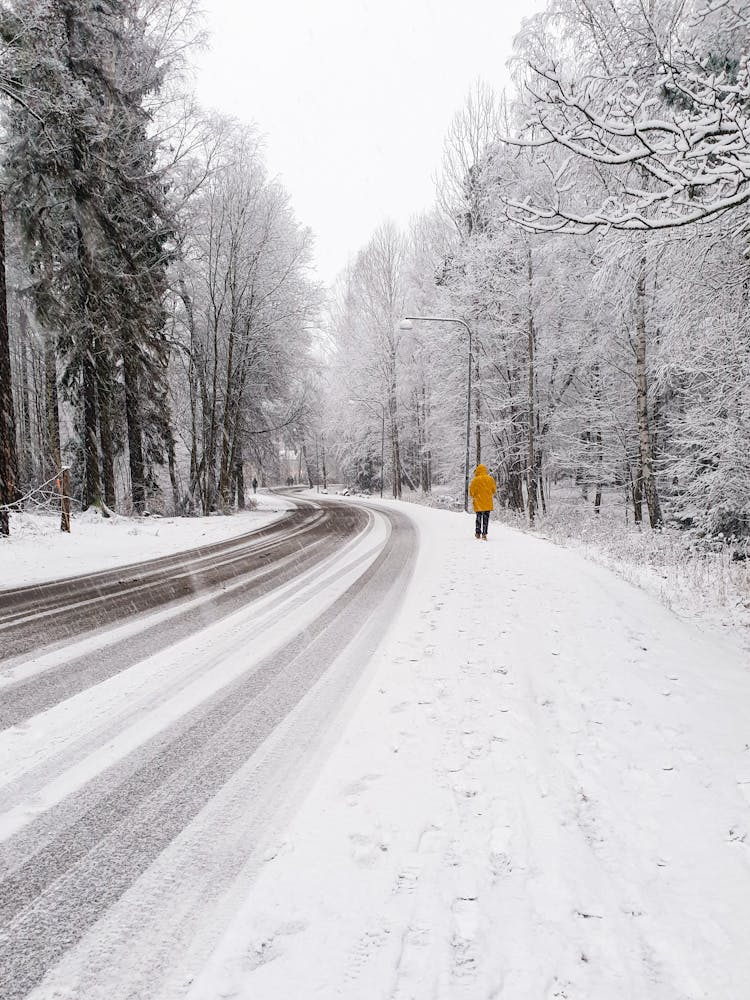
[{"xmin": 194, "ymin": 0, "xmax": 544, "ymax": 285}]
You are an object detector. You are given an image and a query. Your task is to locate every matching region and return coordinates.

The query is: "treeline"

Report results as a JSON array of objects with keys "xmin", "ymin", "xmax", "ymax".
[
  {"xmin": 0, "ymin": 0, "xmax": 321, "ymax": 534},
  {"xmin": 328, "ymin": 0, "xmax": 750, "ymax": 539}
]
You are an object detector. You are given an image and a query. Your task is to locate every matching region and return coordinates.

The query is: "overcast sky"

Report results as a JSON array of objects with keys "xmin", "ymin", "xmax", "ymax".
[{"xmin": 194, "ymin": 0, "xmax": 544, "ymax": 285}]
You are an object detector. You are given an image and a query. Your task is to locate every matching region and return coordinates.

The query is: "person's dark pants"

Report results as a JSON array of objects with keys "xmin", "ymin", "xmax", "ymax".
[{"xmin": 475, "ymin": 510, "xmax": 490, "ymax": 537}]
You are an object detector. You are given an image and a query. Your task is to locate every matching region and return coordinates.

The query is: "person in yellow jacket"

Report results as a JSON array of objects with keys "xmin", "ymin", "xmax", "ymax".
[{"xmin": 469, "ymin": 463, "xmax": 497, "ymax": 540}]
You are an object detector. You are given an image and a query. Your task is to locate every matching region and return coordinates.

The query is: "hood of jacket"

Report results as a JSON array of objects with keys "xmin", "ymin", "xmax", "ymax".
[{"xmin": 475, "ymin": 464, "xmax": 488, "ymax": 476}]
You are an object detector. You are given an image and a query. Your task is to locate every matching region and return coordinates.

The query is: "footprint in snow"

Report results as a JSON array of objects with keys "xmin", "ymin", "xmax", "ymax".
[
  {"xmin": 548, "ymin": 976, "xmax": 573, "ymax": 999},
  {"xmin": 245, "ymin": 935, "xmax": 279, "ymax": 971},
  {"xmin": 453, "ymin": 775, "xmax": 482, "ymax": 799},
  {"xmin": 261, "ymin": 838, "xmax": 293, "ymax": 864},
  {"xmin": 345, "ymin": 926, "xmax": 391, "ymax": 981},
  {"xmin": 244, "ymin": 921, "xmax": 306, "ymax": 972},
  {"xmin": 344, "ymin": 773, "xmax": 381, "ymax": 804},
  {"xmin": 489, "ymin": 827, "xmax": 514, "ymax": 878},
  {"xmin": 450, "ymin": 897, "xmax": 479, "ymax": 982},
  {"xmin": 462, "ymin": 732, "xmax": 488, "ymax": 759},
  {"xmin": 394, "ymin": 861, "xmax": 422, "ymax": 894},
  {"xmin": 349, "ymin": 831, "xmax": 389, "ymax": 866},
  {"xmin": 416, "ymin": 821, "xmax": 444, "ymax": 854}
]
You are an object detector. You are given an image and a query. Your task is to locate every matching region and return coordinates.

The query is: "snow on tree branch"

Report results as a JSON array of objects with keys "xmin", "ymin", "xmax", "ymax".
[{"xmin": 502, "ymin": 0, "xmax": 750, "ymax": 232}]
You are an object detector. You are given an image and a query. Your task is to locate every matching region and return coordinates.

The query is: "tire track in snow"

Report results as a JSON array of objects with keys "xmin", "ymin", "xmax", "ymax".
[
  {"xmin": 0, "ymin": 501, "xmax": 362, "ymax": 727},
  {"xmin": 0, "ymin": 501, "xmax": 416, "ymax": 1000},
  {"xmin": 0, "ymin": 512, "xmax": 381, "ymax": 826},
  {"xmin": 0, "ymin": 500, "xmax": 331, "ymax": 664}
]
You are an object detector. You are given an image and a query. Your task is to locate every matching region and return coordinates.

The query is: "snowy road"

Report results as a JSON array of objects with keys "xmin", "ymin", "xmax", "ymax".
[
  {"xmin": 0, "ymin": 498, "xmax": 356, "ymax": 665},
  {"xmin": 3, "ymin": 497, "xmax": 750, "ymax": 1000},
  {"xmin": 0, "ymin": 497, "xmax": 417, "ymax": 999},
  {"xmin": 186, "ymin": 501, "xmax": 750, "ymax": 1000}
]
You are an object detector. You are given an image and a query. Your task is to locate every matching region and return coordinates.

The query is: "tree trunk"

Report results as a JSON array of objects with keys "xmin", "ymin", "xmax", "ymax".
[
  {"xmin": 123, "ymin": 349, "xmax": 146, "ymax": 513},
  {"xmin": 45, "ymin": 338, "xmax": 61, "ymax": 474},
  {"xmin": 593, "ymin": 363, "xmax": 603, "ymax": 515},
  {"xmin": 301, "ymin": 439, "xmax": 314, "ymax": 488},
  {"xmin": 167, "ymin": 427, "xmax": 180, "ymax": 515},
  {"xmin": 32, "ymin": 343, "xmax": 46, "ymax": 477},
  {"xmin": 218, "ymin": 319, "xmax": 236, "ymax": 509},
  {"xmin": 97, "ymin": 366, "xmax": 116, "ymax": 510},
  {"xmin": 72, "ymin": 202, "xmax": 102, "ymax": 511},
  {"xmin": 414, "ymin": 391, "xmax": 425, "ymax": 492},
  {"xmin": 421, "ymin": 385, "xmax": 431, "ymax": 493},
  {"xmin": 390, "ymin": 416, "xmax": 402, "ymax": 499},
  {"xmin": 535, "ymin": 410, "xmax": 546, "ymax": 514},
  {"xmin": 632, "ymin": 457, "xmax": 643, "ymax": 525},
  {"xmin": 235, "ymin": 457, "xmax": 245, "ymax": 510},
  {"xmin": 188, "ymin": 358, "xmax": 200, "ymax": 510},
  {"xmin": 204, "ymin": 311, "xmax": 221, "ymax": 514},
  {"xmin": 60, "ymin": 465, "xmax": 71, "ymax": 533},
  {"xmin": 635, "ymin": 255, "xmax": 663, "ymax": 528},
  {"xmin": 594, "ymin": 429, "xmax": 603, "ymax": 514},
  {"xmin": 18, "ymin": 310, "xmax": 33, "ymax": 486},
  {"xmin": 0, "ymin": 197, "xmax": 19, "ymax": 536},
  {"xmin": 526, "ymin": 244, "xmax": 537, "ymax": 525},
  {"xmin": 81, "ymin": 345, "xmax": 101, "ymax": 510},
  {"xmin": 387, "ymin": 344, "xmax": 402, "ymax": 499},
  {"xmin": 219, "ymin": 404, "xmax": 236, "ymax": 509}
]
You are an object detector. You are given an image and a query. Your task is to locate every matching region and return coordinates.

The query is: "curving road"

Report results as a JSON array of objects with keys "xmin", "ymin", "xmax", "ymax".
[
  {"xmin": 0, "ymin": 495, "xmax": 417, "ymax": 1000},
  {"xmin": 1, "ymin": 498, "xmax": 360, "ymax": 665}
]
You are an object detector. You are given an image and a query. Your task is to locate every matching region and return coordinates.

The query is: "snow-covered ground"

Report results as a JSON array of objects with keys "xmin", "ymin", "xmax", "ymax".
[
  {"xmin": 401, "ymin": 486, "xmax": 750, "ymax": 633},
  {"xmin": 0, "ymin": 493, "xmax": 290, "ymax": 590},
  {"xmin": 188, "ymin": 498, "xmax": 750, "ymax": 1000}
]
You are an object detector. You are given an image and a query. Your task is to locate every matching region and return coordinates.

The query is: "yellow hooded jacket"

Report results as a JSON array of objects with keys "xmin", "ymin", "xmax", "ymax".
[{"xmin": 469, "ymin": 464, "xmax": 496, "ymax": 512}]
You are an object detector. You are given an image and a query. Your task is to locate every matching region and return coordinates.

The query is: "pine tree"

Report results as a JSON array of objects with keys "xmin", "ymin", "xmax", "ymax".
[{"xmin": 3, "ymin": 0, "xmax": 177, "ymax": 511}]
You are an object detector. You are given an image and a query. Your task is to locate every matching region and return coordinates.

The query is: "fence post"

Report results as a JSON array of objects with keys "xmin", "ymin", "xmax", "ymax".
[{"xmin": 60, "ymin": 466, "xmax": 71, "ymax": 533}]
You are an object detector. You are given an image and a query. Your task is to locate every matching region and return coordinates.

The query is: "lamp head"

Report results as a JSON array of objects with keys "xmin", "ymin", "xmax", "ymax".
[{"xmin": 398, "ymin": 318, "xmax": 413, "ymax": 331}]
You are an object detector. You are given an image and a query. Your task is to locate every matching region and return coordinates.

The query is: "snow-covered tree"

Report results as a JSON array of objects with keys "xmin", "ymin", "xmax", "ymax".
[
  {"xmin": 505, "ymin": 0, "xmax": 750, "ymax": 232},
  {"xmin": 2, "ymin": 0, "xmax": 198, "ymax": 511},
  {"xmin": 169, "ymin": 122, "xmax": 321, "ymax": 513}
]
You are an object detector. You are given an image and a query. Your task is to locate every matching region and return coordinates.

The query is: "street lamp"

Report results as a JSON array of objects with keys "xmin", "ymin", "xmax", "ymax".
[
  {"xmin": 348, "ymin": 397, "xmax": 386, "ymax": 498},
  {"xmin": 399, "ymin": 315, "xmax": 473, "ymax": 513}
]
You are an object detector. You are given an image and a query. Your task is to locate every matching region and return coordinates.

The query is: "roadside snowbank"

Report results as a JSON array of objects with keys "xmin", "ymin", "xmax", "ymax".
[
  {"xmin": 0, "ymin": 493, "xmax": 291, "ymax": 591},
  {"xmin": 518, "ymin": 505, "xmax": 750, "ymax": 634},
  {"xmin": 190, "ymin": 498, "xmax": 750, "ymax": 1000}
]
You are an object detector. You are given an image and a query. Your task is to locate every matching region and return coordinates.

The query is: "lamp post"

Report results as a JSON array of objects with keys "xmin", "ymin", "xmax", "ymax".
[
  {"xmin": 349, "ymin": 397, "xmax": 386, "ymax": 498},
  {"xmin": 399, "ymin": 315, "xmax": 473, "ymax": 513}
]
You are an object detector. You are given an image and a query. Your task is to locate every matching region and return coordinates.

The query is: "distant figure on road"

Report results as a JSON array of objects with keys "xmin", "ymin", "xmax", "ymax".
[
  {"xmin": 469, "ymin": 463, "xmax": 496, "ymax": 540},
  {"xmin": 252, "ymin": 476, "xmax": 258, "ymax": 494}
]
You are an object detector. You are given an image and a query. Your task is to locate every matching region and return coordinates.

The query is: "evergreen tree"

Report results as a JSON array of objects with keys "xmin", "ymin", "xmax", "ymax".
[{"xmin": 3, "ymin": 0, "xmax": 178, "ymax": 511}]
